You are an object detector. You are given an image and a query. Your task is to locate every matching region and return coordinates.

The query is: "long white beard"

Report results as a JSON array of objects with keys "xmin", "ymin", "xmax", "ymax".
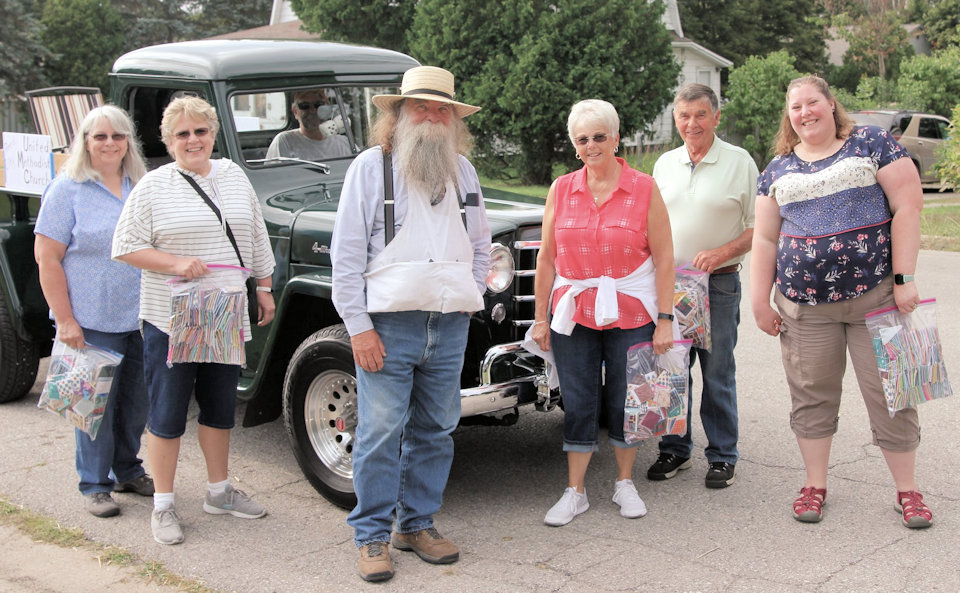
[{"xmin": 393, "ymin": 113, "xmax": 460, "ymax": 200}]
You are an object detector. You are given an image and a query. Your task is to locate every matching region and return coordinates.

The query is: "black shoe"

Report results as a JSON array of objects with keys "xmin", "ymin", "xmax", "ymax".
[
  {"xmin": 705, "ymin": 462, "xmax": 735, "ymax": 489},
  {"xmin": 646, "ymin": 453, "xmax": 692, "ymax": 480}
]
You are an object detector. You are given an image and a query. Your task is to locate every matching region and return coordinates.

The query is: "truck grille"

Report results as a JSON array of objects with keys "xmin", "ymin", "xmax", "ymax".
[{"xmin": 512, "ymin": 235, "xmax": 541, "ymax": 328}]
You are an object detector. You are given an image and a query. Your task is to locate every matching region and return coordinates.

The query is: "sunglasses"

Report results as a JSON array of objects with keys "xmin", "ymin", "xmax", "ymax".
[
  {"xmin": 90, "ymin": 133, "xmax": 127, "ymax": 142},
  {"xmin": 296, "ymin": 100, "xmax": 325, "ymax": 110},
  {"xmin": 574, "ymin": 134, "xmax": 609, "ymax": 146},
  {"xmin": 173, "ymin": 127, "xmax": 211, "ymax": 140}
]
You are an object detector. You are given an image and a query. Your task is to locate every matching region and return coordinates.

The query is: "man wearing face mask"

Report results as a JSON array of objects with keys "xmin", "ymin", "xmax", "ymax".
[{"xmin": 266, "ymin": 89, "xmax": 351, "ymax": 160}]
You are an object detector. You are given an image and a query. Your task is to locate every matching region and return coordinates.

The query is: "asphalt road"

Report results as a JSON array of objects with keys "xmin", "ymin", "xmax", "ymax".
[{"xmin": 2, "ymin": 249, "xmax": 959, "ymax": 593}]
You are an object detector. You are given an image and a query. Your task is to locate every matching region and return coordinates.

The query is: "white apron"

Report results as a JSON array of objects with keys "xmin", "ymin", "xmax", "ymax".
[{"xmin": 364, "ymin": 179, "xmax": 484, "ymax": 313}]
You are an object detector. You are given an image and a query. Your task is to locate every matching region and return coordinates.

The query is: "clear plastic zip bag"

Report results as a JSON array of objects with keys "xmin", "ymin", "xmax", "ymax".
[
  {"xmin": 167, "ymin": 264, "xmax": 249, "ymax": 366},
  {"xmin": 38, "ymin": 340, "xmax": 123, "ymax": 439},
  {"xmin": 623, "ymin": 339, "xmax": 693, "ymax": 443},
  {"xmin": 865, "ymin": 298, "xmax": 952, "ymax": 417},
  {"xmin": 674, "ymin": 266, "xmax": 710, "ymax": 351}
]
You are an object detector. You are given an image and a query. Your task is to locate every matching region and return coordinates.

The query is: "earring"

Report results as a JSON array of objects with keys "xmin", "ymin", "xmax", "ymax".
[
  {"xmin": 615, "ymin": 146, "xmax": 619, "ymax": 153},
  {"xmin": 575, "ymin": 153, "xmax": 582, "ymax": 160}
]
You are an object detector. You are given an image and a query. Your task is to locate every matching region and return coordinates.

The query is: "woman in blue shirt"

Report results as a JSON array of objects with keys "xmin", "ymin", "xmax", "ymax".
[{"xmin": 35, "ymin": 105, "xmax": 153, "ymax": 518}]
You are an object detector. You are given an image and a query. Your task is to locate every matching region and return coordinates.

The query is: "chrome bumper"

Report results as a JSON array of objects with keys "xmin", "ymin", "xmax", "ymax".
[{"xmin": 459, "ymin": 341, "xmax": 551, "ymax": 417}]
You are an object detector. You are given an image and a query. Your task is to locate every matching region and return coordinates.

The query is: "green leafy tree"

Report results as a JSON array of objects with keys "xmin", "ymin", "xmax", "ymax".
[
  {"xmin": 0, "ymin": 0, "xmax": 51, "ymax": 97},
  {"xmin": 721, "ymin": 50, "xmax": 802, "ymax": 166},
  {"xmin": 190, "ymin": 0, "xmax": 274, "ymax": 39},
  {"xmin": 896, "ymin": 47, "xmax": 960, "ymax": 116},
  {"xmin": 411, "ymin": 0, "xmax": 679, "ymax": 185},
  {"xmin": 916, "ymin": 0, "xmax": 960, "ymax": 49},
  {"xmin": 113, "ymin": 0, "xmax": 196, "ymax": 50},
  {"xmin": 933, "ymin": 103, "xmax": 960, "ymax": 188},
  {"xmin": 41, "ymin": 0, "xmax": 126, "ymax": 93},
  {"xmin": 677, "ymin": 0, "xmax": 827, "ymax": 76},
  {"xmin": 291, "ymin": 0, "xmax": 415, "ymax": 53}
]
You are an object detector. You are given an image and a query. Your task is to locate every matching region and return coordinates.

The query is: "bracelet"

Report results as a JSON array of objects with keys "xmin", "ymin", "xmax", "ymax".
[
  {"xmin": 533, "ymin": 320, "xmax": 548, "ymax": 327},
  {"xmin": 256, "ymin": 286, "xmax": 272, "ymax": 293}
]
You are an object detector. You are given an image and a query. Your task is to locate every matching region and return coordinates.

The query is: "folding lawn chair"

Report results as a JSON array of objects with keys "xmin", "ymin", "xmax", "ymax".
[{"xmin": 25, "ymin": 87, "xmax": 103, "ymax": 152}]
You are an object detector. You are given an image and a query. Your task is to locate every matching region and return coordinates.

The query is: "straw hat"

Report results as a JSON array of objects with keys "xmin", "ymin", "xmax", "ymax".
[{"xmin": 372, "ymin": 66, "xmax": 480, "ymax": 118}]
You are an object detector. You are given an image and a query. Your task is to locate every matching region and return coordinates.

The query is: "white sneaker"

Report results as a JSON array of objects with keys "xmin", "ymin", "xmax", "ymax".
[
  {"xmin": 544, "ymin": 487, "xmax": 589, "ymax": 526},
  {"xmin": 613, "ymin": 479, "xmax": 647, "ymax": 518}
]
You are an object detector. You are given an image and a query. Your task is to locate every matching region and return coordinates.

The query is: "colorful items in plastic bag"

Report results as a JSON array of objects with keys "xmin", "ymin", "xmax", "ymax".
[
  {"xmin": 674, "ymin": 266, "xmax": 710, "ymax": 351},
  {"xmin": 623, "ymin": 339, "xmax": 693, "ymax": 443},
  {"xmin": 37, "ymin": 340, "xmax": 123, "ymax": 439},
  {"xmin": 865, "ymin": 298, "xmax": 952, "ymax": 417},
  {"xmin": 167, "ymin": 264, "xmax": 248, "ymax": 367}
]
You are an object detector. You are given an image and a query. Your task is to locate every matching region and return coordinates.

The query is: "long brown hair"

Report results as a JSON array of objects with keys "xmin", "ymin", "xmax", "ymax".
[{"xmin": 772, "ymin": 75, "xmax": 855, "ymax": 156}]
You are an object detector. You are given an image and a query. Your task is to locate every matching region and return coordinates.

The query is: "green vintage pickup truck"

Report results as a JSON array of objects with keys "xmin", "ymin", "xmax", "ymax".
[{"xmin": 0, "ymin": 39, "xmax": 555, "ymax": 508}]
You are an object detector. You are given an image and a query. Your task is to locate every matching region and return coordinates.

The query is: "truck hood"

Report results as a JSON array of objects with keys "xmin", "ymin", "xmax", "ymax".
[{"xmin": 288, "ymin": 188, "xmax": 545, "ymax": 268}]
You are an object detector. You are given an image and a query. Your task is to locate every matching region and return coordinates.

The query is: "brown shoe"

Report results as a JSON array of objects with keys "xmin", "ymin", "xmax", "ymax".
[
  {"xmin": 358, "ymin": 541, "xmax": 394, "ymax": 582},
  {"xmin": 392, "ymin": 527, "xmax": 459, "ymax": 564}
]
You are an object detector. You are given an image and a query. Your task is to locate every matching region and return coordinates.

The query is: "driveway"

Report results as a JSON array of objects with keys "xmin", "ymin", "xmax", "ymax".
[{"xmin": 2, "ymin": 250, "xmax": 959, "ymax": 593}]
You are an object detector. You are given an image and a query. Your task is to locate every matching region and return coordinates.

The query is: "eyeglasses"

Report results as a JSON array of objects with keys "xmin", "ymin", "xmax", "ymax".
[
  {"xmin": 173, "ymin": 127, "xmax": 210, "ymax": 140},
  {"xmin": 90, "ymin": 133, "xmax": 127, "ymax": 142},
  {"xmin": 296, "ymin": 100, "xmax": 325, "ymax": 110},
  {"xmin": 574, "ymin": 134, "xmax": 609, "ymax": 146}
]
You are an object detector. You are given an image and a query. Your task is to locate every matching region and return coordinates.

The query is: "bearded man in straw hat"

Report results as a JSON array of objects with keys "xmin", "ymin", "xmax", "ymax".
[{"xmin": 331, "ymin": 65, "xmax": 490, "ymax": 583}]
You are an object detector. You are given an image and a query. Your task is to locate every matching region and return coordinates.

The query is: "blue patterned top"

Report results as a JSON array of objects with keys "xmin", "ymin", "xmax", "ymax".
[
  {"xmin": 35, "ymin": 175, "xmax": 141, "ymax": 332},
  {"xmin": 757, "ymin": 125, "xmax": 906, "ymax": 305}
]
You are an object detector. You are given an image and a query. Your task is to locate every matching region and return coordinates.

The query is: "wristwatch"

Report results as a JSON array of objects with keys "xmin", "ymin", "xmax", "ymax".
[
  {"xmin": 894, "ymin": 274, "xmax": 914, "ymax": 285},
  {"xmin": 256, "ymin": 286, "xmax": 273, "ymax": 293},
  {"xmin": 657, "ymin": 312, "xmax": 674, "ymax": 321}
]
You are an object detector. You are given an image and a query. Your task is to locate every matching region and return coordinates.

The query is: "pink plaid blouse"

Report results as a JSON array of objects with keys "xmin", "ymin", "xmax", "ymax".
[{"xmin": 551, "ymin": 158, "xmax": 654, "ymax": 330}]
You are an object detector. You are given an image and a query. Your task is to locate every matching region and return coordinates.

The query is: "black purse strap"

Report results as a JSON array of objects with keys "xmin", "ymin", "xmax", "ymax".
[{"xmin": 179, "ymin": 171, "xmax": 245, "ymax": 268}]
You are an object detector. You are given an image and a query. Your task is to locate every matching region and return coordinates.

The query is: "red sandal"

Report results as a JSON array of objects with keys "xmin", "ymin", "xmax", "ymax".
[
  {"xmin": 793, "ymin": 486, "xmax": 826, "ymax": 523},
  {"xmin": 895, "ymin": 490, "xmax": 932, "ymax": 529}
]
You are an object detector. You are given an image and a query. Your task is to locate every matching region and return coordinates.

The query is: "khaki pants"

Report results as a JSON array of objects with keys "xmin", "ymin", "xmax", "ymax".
[{"xmin": 774, "ymin": 276, "xmax": 919, "ymax": 452}]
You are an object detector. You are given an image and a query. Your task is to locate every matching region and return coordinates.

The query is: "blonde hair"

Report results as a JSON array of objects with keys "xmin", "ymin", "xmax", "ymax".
[
  {"xmin": 772, "ymin": 75, "xmax": 854, "ymax": 156},
  {"xmin": 567, "ymin": 99, "xmax": 620, "ymax": 144},
  {"xmin": 160, "ymin": 96, "xmax": 220, "ymax": 151},
  {"xmin": 62, "ymin": 105, "xmax": 147, "ymax": 183}
]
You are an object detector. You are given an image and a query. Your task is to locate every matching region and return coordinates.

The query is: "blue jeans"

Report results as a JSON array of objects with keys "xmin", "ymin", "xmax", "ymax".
[
  {"xmin": 551, "ymin": 322, "xmax": 655, "ymax": 452},
  {"xmin": 659, "ymin": 272, "xmax": 740, "ymax": 464},
  {"xmin": 76, "ymin": 328, "xmax": 148, "ymax": 495},
  {"xmin": 347, "ymin": 311, "xmax": 470, "ymax": 547}
]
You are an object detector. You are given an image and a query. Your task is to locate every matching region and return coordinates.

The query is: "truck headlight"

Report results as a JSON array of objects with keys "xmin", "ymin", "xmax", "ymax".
[{"xmin": 485, "ymin": 243, "xmax": 514, "ymax": 294}]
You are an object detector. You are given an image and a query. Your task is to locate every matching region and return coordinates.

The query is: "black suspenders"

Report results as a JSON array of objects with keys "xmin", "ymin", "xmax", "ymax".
[{"xmin": 381, "ymin": 150, "xmax": 469, "ymax": 247}]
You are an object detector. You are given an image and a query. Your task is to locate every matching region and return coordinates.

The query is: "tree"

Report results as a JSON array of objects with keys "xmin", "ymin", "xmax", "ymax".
[
  {"xmin": 916, "ymin": 0, "xmax": 960, "ymax": 50},
  {"xmin": 291, "ymin": 0, "xmax": 415, "ymax": 53},
  {"xmin": 411, "ymin": 0, "xmax": 679, "ymax": 185},
  {"xmin": 896, "ymin": 47, "xmax": 960, "ymax": 116},
  {"xmin": 41, "ymin": 0, "xmax": 126, "ymax": 93},
  {"xmin": 835, "ymin": 3, "xmax": 913, "ymax": 83},
  {"xmin": 0, "ymin": 0, "xmax": 51, "ymax": 98},
  {"xmin": 190, "ymin": 0, "xmax": 273, "ymax": 39},
  {"xmin": 933, "ymin": 103, "xmax": 960, "ymax": 188},
  {"xmin": 113, "ymin": 0, "xmax": 196, "ymax": 50},
  {"xmin": 721, "ymin": 50, "xmax": 802, "ymax": 166},
  {"xmin": 677, "ymin": 0, "xmax": 827, "ymax": 77}
]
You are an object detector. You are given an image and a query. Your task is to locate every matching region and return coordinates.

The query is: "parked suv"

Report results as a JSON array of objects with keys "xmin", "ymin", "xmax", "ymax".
[{"xmin": 849, "ymin": 110, "xmax": 951, "ymax": 185}]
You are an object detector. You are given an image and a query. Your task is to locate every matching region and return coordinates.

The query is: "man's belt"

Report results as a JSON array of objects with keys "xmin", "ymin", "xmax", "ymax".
[{"xmin": 713, "ymin": 263, "xmax": 742, "ymax": 274}]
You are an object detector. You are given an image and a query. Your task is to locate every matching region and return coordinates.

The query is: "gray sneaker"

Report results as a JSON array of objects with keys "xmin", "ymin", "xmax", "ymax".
[
  {"xmin": 151, "ymin": 507, "xmax": 184, "ymax": 545},
  {"xmin": 203, "ymin": 484, "xmax": 266, "ymax": 519},
  {"xmin": 83, "ymin": 492, "xmax": 120, "ymax": 518}
]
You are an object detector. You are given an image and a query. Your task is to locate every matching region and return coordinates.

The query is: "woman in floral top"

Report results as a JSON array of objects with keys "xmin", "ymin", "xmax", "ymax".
[{"xmin": 750, "ymin": 76, "xmax": 931, "ymax": 528}]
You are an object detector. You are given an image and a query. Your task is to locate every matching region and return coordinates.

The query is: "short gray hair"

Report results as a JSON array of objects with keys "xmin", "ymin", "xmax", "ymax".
[
  {"xmin": 62, "ymin": 105, "xmax": 147, "ymax": 183},
  {"xmin": 673, "ymin": 83, "xmax": 718, "ymax": 113},
  {"xmin": 160, "ymin": 96, "xmax": 220, "ymax": 148},
  {"xmin": 567, "ymin": 99, "xmax": 619, "ymax": 145}
]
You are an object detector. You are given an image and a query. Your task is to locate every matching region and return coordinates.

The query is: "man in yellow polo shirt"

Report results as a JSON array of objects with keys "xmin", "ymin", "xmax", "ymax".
[{"xmin": 650, "ymin": 83, "xmax": 759, "ymax": 489}]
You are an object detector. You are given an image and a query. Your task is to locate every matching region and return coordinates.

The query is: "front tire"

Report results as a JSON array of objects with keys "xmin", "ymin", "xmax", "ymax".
[
  {"xmin": 0, "ymin": 284, "xmax": 40, "ymax": 403},
  {"xmin": 282, "ymin": 324, "xmax": 358, "ymax": 509}
]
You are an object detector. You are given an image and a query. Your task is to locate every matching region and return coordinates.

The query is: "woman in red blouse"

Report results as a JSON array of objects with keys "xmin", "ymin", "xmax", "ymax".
[{"xmin": 532, "ymin": 100, "xmax": 675, "ymax": 526}]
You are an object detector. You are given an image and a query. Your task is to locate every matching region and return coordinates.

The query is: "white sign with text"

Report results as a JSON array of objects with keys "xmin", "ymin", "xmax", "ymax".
[{"xmin": 2, "ymin": 132, "xmax": 54, "ymax": 192}]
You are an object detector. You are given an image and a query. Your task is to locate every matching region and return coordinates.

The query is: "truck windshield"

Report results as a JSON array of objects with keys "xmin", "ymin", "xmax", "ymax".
[{"xmin": 231, "ymin": 85, "xmax": 398, "ymax": 166}]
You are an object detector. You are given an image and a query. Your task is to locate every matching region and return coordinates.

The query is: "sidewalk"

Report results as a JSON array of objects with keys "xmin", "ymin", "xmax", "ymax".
[{"xmin": 1, "ymin": 249, "xmax": 959, "ymax": 593}]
